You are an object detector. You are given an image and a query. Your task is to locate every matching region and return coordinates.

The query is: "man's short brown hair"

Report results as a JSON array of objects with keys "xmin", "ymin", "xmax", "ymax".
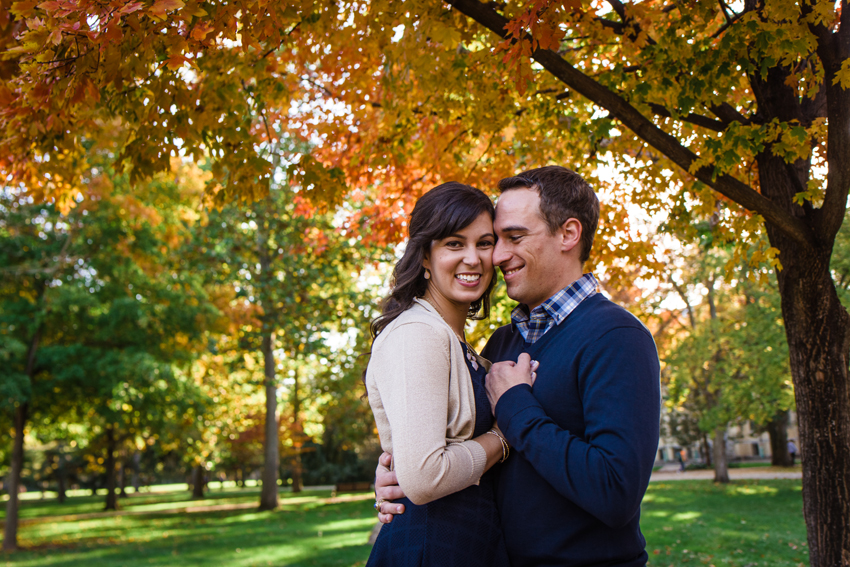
[{"xmin": 498, "ymin": 166, "xmax": 599, "ymax": 264}]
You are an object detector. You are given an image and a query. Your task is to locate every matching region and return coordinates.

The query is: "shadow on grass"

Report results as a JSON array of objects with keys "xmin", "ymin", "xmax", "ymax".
[{"xmin": 1, "ymin": 492, "xmax": 376, "ymax": 567}]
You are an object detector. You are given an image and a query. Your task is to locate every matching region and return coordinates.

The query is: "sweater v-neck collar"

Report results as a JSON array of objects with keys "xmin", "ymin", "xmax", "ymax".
[{"xmin": 515, "ymin": 293, "xmax": 604, "ymax": 354}]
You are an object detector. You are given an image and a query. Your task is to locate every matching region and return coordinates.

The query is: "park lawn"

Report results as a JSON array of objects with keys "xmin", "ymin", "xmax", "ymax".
[
  {"xmin": 643, "ymin": 480, "xmax": 808, "ymax": 567},
  {"xmin": 0, "ymin": 487, "xmax": 377, "ymax": 567},
  {"xmin": 0, "ymin": 480, "xmax": 807, "ymax": 567}
]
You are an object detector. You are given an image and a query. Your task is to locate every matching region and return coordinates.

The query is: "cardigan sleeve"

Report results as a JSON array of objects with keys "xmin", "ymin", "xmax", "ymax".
[{"xmin": 371, "ymin": 321, "xmax": 488, "ymax": 505}]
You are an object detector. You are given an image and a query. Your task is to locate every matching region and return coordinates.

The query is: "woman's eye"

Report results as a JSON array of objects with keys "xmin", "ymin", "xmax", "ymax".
[
  {"xmin": 446, "ymin": 241, "xmax": 462, "ymax": 248},
  {"xmin": 478, "ymin": 240, "xmax": 494, "ymax": 248}
]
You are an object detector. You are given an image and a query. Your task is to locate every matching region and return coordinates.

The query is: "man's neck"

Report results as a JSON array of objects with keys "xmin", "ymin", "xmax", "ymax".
[{"xmin": 524, "ymin": 267, "xmax": 586, "ymax": 311}]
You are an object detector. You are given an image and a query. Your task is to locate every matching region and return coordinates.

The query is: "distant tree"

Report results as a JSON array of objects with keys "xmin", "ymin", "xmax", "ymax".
[{"xmin": 195, "ymin": 153, "xmax": 383, "ymax": 508}]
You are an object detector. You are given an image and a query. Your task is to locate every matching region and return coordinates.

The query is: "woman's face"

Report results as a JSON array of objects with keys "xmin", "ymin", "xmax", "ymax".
[{"xmin": 422, "ymin": 212, "xmax": 495, "ymax": 309}]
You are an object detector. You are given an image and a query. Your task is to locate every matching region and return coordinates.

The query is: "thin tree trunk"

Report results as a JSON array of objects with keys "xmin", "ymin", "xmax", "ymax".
[
  {"xmin": 702, "ymin": 432, "xmax": 712, "ymax": 467},
  {"xmin": 713, "ymin": 427, "xmax": 729, "ymax": 484},
  {"xmin": 3, "ymin": 324, "xmax": 40, "ymax": 552},
  {"xmin": 104, "ymin": 426, "xmax": 118, "ymax": 511},
  {"xmin": 119, "ymin": 461, "xmax": 128, "ymax": 498},
  {"xmin": 55, "ymin": 445, "xmax": 67, "ymax": 504},
  {"xmin": 258, "ymin": 330, "xmax": 280, "ymax": 511},
  {"xmin": 192, "ymin": 465, "xmax": 205, "ymax": 499},
  {"xmin": 2, "ymin": 403, "xmax": 28, "ymax": 552},
  {"xmin": 131, "ymin": 451, "xmax": 141, "ymax": 492},
  {"xmin": 767, "ymin": 410, "xmax": 792, "ymax": 467},
  {"xmin": 291, "ymin": 366, "xmax": 303, "ymax": 494}
]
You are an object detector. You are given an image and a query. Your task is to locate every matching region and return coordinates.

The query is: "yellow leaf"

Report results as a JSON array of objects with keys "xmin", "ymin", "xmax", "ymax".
[
  {"xmin": 149, "ymin": 0, "xmax": 184, "ymax": 21},
  {"xmin": 833, "ymin": 58, "xmax": 850, "ymax": 90}
]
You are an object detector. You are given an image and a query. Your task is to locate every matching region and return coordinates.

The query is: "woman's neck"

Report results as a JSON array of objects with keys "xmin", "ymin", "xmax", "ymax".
[{"xmin": 421, "ymin": 291, "xmax": 468, "ymax": 341}]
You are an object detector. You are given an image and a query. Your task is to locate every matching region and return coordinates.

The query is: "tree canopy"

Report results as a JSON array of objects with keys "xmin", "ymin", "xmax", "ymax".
[{"xmin": 3, "ymin": 0, "xmax": 849, "ymax": 563}]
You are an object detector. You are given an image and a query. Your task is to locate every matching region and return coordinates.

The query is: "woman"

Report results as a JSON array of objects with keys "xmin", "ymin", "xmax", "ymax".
[{"xmin": 365, "ymin": 182, "xmax": 531, "ymax": 567}]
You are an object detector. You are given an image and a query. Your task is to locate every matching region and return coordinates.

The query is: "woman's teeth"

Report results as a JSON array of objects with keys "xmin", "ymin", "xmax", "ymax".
[{"xmin": 456, "ymin": 274, "xmax": 480, "ymax": 282}]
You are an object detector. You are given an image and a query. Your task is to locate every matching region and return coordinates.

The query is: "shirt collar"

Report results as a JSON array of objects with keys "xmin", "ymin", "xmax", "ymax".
[{"xmin": 511, "ymin": 273, "xmax": 599, "ymax": 327}]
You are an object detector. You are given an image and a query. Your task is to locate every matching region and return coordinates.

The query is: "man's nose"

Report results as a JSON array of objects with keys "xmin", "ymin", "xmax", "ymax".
[{"xmin": 493, "ymin": 239, "xmax": 510, "ymax": 267}]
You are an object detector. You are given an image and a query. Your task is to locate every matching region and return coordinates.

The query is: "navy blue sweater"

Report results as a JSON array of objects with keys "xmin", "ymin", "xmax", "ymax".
[{"xmin": 482, "ymin": 294, "xmax": 660, "ymax": 567}]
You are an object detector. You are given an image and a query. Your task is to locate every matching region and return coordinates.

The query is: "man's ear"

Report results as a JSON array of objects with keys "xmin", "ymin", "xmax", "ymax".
[{"xmin": 560, "ymin": 218, "xmax": 582, "ymax": 254}]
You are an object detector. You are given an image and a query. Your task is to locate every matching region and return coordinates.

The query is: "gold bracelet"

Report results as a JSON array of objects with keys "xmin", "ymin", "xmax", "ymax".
[{"xmin": 486, "ymin": 428, "xmax": 510, "ymax": 463}]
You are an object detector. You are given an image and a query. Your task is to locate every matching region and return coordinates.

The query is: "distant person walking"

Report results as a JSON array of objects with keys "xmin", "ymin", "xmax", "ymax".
[
  {"xmin": 787, "ymin": 440, "xmax": 798, "ymax": 465},
  {"xmin": 677, "ymin": 449, "xmax": 686, "ymax": 473}
]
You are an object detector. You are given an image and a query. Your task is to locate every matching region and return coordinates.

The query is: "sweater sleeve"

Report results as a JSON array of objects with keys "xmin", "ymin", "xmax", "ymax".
[
  {"xmin": 495, "ymin": 326, "xmax": 661, "ymax": 527},
  {"xmin": 372, "ymin": 322, "xmax": 488, "ymax": 505}
]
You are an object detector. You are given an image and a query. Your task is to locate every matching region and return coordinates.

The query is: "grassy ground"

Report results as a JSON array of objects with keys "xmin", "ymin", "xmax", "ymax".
[
  {"xmin": 643, "ymin": 480, "xmax": 807, "ymax": 567},
  {"xmin": 0, "ymin": 480, "xmax": 807, "ymax": 567}
]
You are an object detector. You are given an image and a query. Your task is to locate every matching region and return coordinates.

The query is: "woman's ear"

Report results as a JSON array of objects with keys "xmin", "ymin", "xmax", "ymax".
[{"xmin": 560, "ymin": 218, "xmax": 582, "ymax": 254}]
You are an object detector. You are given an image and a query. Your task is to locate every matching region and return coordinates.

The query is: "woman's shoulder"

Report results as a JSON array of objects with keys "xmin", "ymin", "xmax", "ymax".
[{"xmin": 372, "ymin": 301, "xmax": 453, "ymax": 350}]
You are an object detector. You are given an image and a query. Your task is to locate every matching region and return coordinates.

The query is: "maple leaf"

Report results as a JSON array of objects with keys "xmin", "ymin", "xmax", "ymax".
[
  {"xmin": 149, "ymin": 0, "xmax": 184, "ymax": 21},
  {"xmin": 833, "ymin": 59, "xmax": 850, "ymax": 90}
]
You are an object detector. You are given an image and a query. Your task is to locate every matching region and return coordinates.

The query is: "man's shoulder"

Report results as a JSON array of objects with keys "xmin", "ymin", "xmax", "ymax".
[{"xmin": 575, "ymin": 294, "xmax": 651, "ymax": 335}]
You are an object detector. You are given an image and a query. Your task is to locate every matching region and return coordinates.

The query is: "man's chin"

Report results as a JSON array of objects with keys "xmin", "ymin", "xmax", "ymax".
[{"xmin": 504, "ymin": 282, "xmax": 524, "ymax": 303}]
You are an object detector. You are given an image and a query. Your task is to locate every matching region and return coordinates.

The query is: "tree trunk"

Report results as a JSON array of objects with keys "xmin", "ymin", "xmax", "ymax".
[
  {"xmin": 192, "ymin": 465, "xmax": 205, "ymax": 499},
  {"xmin": 2, "ymin": 403, "xmax": 28, "ymax": 552},
  {"xmin": 259, "ymin": 330, "xmax": 280, "ymax": 511},
  {"xmin": 104, "ymin": 426, "xmax": 118, "ymax": 511},
  {"xmin": 119, "ymin": 461, "xmax": 129, "ymax": 498},
  {"xmin": 55, "ymin": 446, "xmax": 67, "ymax": 504},
  {"xmin": 712, "ymin": 427, "xmax": 729, "ymax": 484},
  {"xmin": 770, "ymin": 237, "xmax": 850, "ymax": 567},
  {"xmin": 751, "ymin": 140, "xmax": 850, "ymax": 565},
  {"xmin": 767, "ymin": 410, "xmax": 793, "ymax": 467},
  {"xmin": 702, "ymin": 432, "xmax": 712, "ymax": 467},
  {"xmin": 131, "ymin": 451, "xmax": 141, "ymax": 492},
  {"xmin": 3, "ymin": 324, "xmax": 40, "ymax": 552},
  {"xmin": 291, "ymin": 366, "xmax": 303, "ymax": 494}
]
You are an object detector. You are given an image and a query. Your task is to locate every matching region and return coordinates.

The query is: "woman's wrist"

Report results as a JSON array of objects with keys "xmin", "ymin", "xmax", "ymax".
[{"xmin": 485, "ymin": 428, "xmax": 510, "ymax": 462}]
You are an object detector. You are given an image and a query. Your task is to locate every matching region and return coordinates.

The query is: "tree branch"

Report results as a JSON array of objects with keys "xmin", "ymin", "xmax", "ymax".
[
  {"xmin": 649, "ymin": 103, "xmax": 726, "ymax": 131},
  {"xmin": 445, "ymin": 0, "xmax": 814, "ymax": 248}
]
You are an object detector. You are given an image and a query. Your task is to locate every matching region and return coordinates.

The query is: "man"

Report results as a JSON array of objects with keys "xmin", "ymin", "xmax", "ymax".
[{"xmin": 375, "ymin": 166, "xmax": 661, "ymax": 567}]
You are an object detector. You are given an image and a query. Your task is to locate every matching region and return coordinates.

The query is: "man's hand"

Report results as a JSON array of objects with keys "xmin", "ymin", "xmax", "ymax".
[
  {"xmin": 374, "ymin": 451, "xmax": 406, "ymax": 524},
  {"xmin": 485, "ymin": 353, "xmax": 538, "ymax": 415}
]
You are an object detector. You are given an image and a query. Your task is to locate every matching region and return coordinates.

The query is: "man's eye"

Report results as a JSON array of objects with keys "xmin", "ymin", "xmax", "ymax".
[{"xmin": 510, "ymin": 235, "xmax": 522, "ymax": 242}]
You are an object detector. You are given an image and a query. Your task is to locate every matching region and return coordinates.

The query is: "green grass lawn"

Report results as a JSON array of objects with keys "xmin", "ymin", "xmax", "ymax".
[
  {"xmin": 643, "ymin": 480, "xmax": 807, "ymax": 567},
  {"xmin": 1, "ymin": 480, "xmax": 807, "ymax": 567}
]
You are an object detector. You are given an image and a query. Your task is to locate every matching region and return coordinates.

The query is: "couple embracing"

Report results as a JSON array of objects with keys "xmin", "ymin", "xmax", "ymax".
[{"xmin": 364, "ymin": 166, "xmax": 661, "ymax": 567}]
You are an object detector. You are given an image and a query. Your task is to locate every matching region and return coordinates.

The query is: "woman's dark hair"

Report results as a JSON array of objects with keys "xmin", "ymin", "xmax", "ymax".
[{"xmin": 370, "ymin": 182, "xmax": 496, "ymax": 340}]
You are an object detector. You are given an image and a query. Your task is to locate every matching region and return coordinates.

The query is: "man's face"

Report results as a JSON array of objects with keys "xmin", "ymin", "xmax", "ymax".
[{"xmin": 493, "ymin": 188, "xmax": 569, "ymax": 310}]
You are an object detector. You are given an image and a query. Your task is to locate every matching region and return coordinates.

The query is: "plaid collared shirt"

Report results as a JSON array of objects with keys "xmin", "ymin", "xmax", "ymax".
[{"xmin": 512, "ymin": 273, "xmax": 599, "ymax": 344}]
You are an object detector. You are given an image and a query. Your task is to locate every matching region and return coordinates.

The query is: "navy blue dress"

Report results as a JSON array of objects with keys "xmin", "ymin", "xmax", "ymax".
[{"xmin": 367, "ymin": 344, "xmax": 510, "ymax": 567}]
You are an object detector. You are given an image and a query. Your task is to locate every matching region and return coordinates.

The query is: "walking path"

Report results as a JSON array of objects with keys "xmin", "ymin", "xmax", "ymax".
[{"xmin": 650, "ymin": 463, "xmax": 802, "ymax": 482}]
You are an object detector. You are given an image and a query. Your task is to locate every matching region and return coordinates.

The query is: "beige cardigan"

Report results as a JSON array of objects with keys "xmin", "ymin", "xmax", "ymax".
[{"xmin": 366, "ymin": 298, "xmax": 488, "ymax": 505}]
